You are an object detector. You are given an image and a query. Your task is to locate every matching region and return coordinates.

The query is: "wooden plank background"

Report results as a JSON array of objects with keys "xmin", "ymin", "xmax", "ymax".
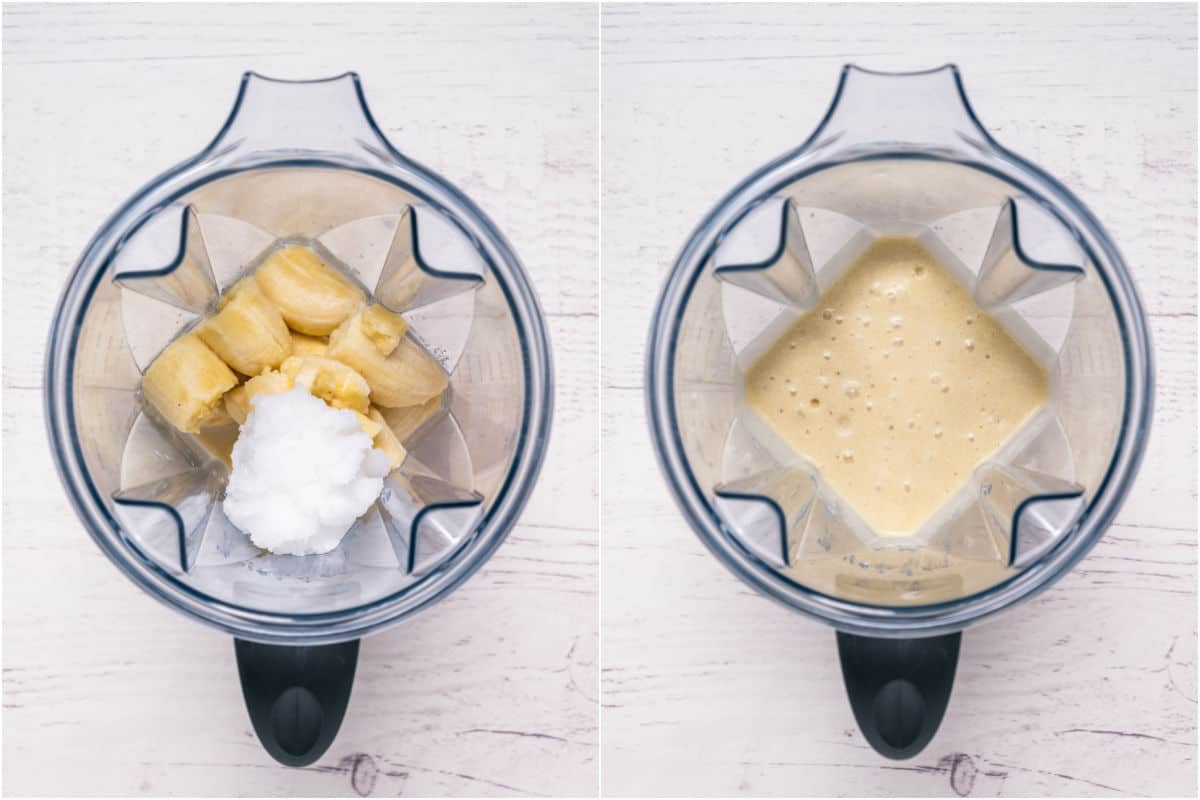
[
  {"xmin": 600, "ymin": 3, "xmax": 1197, "ymax": 797},
  {"xmin": 2, "ymin": 4, "xmax": 598, "ymax": 797}
]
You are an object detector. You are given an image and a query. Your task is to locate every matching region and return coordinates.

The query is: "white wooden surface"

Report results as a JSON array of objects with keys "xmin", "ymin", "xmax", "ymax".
[
  {"xmin": 601, "ymin": 4, "xmax": 1196, "ymax": 797},
  {"xmin": 3, "ymin": 4, "xmax": 597, "ymax": 797}
]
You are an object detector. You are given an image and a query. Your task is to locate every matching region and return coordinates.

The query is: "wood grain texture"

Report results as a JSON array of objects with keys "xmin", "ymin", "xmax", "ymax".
[
  {"xmin": 3, "ymin": 3, "xmax": 597, "ymax": 797},
  {"xmin": 600, "ymin": 3, "xmax": 1196, "ymax": 797}
]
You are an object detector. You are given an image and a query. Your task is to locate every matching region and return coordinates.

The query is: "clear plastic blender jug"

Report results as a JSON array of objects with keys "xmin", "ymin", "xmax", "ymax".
[
  {"xmin": 45, "ymin": 73, "xmax": 553, "ymax": 766},
  {"xmin": 646, "ymin": 65, "xmax": 1153, "ymax": 759}
]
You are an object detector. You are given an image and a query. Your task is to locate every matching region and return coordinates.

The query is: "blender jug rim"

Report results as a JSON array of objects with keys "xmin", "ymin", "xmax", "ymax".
[
  {"xmin": 645, "ymin": 77, "xmax": 1154, "ymax": 636},
  {"xmin": 45, "ymin": 78, "xmax": 555, "ymax": 644}
]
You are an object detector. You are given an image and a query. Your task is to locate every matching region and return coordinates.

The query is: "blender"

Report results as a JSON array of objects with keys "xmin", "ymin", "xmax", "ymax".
[
  {"xmin": 44, "ymin": 73, "xmax": 553, "ymax": 766},
  {"xmin": 646, "ymin": 65, "xmax": 1153, "ymax": 759}
]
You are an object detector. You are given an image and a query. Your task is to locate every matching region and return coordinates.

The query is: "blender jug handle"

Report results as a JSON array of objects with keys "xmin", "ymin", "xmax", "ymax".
[
  {"xmin": 234, "ymin": 638, "xmax": 360, "ymax": 767},
  {"xmin": 836, "ymin": 631, "xmax": 961, "ymax": 760}
]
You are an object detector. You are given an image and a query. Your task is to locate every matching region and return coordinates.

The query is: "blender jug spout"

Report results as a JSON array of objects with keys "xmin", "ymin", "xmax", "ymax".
[
  {"xmin": 804, "ymin": 64, "xmax": 996, "ymax": 159},
  {"xmin": 203, "ymin": 71, "xmax": 396, "ymax": 165}
]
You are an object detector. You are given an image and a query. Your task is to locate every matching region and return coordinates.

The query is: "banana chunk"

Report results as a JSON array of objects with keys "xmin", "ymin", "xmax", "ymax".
[
  {"xmin": 256, "ymin": 246, "xmax": 365, "ymax": 335},
  {"xmin": 223, "ymin": 385, "xmax": 250, "ymax": 426},
  {"xmin": 196, "ymin": 276, "xmax": 292, "ymax": 376},
  {"xmin": 197, "ymin": 398, "xmax": 234, "ymax": 429},
  {"xmin": 327, "ymin": 308, "xmax": 447, "ymax": 408},
  {"xmin": 224, "ymin": 370, "xmax": 293, "ymax": 425},
  {"xmin": 354, "ymin": 410, "xmax": 383, "ymax": 438},
  {"xmin": 280, "ymin": 355, "xmax": 371, "ymax": 414},
  {"xmin": 290, "ymin": 333, "xmax": 329, "ymax": 357},
  {"xmin": 368, "ymin": 407, "xmax": 407, "ymax": 470},
  {"xmin": 142, "ymin": 334, "xmax": 238, "ymax": 433},
  {"xmin": 359, "ymin": 304, "xmax": 409, "ymax": 356}
]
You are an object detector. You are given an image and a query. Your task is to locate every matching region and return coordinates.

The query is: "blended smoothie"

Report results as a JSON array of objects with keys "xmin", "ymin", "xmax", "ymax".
[{"xmin": 744, "ymin": 236, "xmax": 1047, "ymax": 535}]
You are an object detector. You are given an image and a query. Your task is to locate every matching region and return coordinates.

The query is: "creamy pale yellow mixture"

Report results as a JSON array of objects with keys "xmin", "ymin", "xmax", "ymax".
[{"xmin": 745, "ymin": 236, "xmax": 1047, "ymax": 535}]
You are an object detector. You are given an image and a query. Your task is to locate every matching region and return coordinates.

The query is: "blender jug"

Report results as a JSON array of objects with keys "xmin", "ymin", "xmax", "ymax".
[
  {"xmin": 646, "ymin": 66, "xmax": 1153, "ymax": 759},
  {"xmin": 45, "ymin": 73, "xmax": 553, "ymax": 766}
]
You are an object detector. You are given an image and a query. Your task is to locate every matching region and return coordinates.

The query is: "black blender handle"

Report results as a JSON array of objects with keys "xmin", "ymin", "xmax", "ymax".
[
  {"xmin": 234, "ymin": 638, "xmax": 359, "ymax": 767},
  {"xmin": 836, "ymin": 631, "xmax": 961, "ymax": 760}
]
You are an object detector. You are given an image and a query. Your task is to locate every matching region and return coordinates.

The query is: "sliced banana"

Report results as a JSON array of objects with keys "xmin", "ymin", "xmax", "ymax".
[
  {"xmin": 142, "ymin": 334, "xmax": 238, "ymax": 433},
  {"xmin": 217, "ymin": 273, "xmax": 258, "ymax": 309},
  {"xmin": 223, "ymin": 386, "xmax": 247, "ymax": 422},
  {"xmin": 368, "ymin": 406, "xmax": 407, "ymax": 470},
  {"xmin": 196, "ymin": 276, "xmax": 292, "ymax": 376},
  {"xmin": 197, "ymin": 399, "xmax": 234, "ymax": 429},
  {"xmin": 279, "ymin": 355, "xmax": 371, "ymax": 414},
  {"xmin": 326, "ymin": 304, "xmax": 408, "ymax": 361},
  {"xmin": 327, "ymin": 308, "xmax": 447, "ymax": 408},
  {"xmin": 354, "ymin": 410, "xmax": 383, "ymax": 438},
  {"xmin": 224, "ymin": 370, "xmax": 294, "ymax": 425},
  {"xmin": 256, "ymin": 246, "xmax": 365, "ymax": 335},
  {"xmin": 359, "ymin": 304, "xmax": 409, "ymax": 355},
  {"xmin": 290, "ymin": 333, "xmax": 329, "ymax": 357}
]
